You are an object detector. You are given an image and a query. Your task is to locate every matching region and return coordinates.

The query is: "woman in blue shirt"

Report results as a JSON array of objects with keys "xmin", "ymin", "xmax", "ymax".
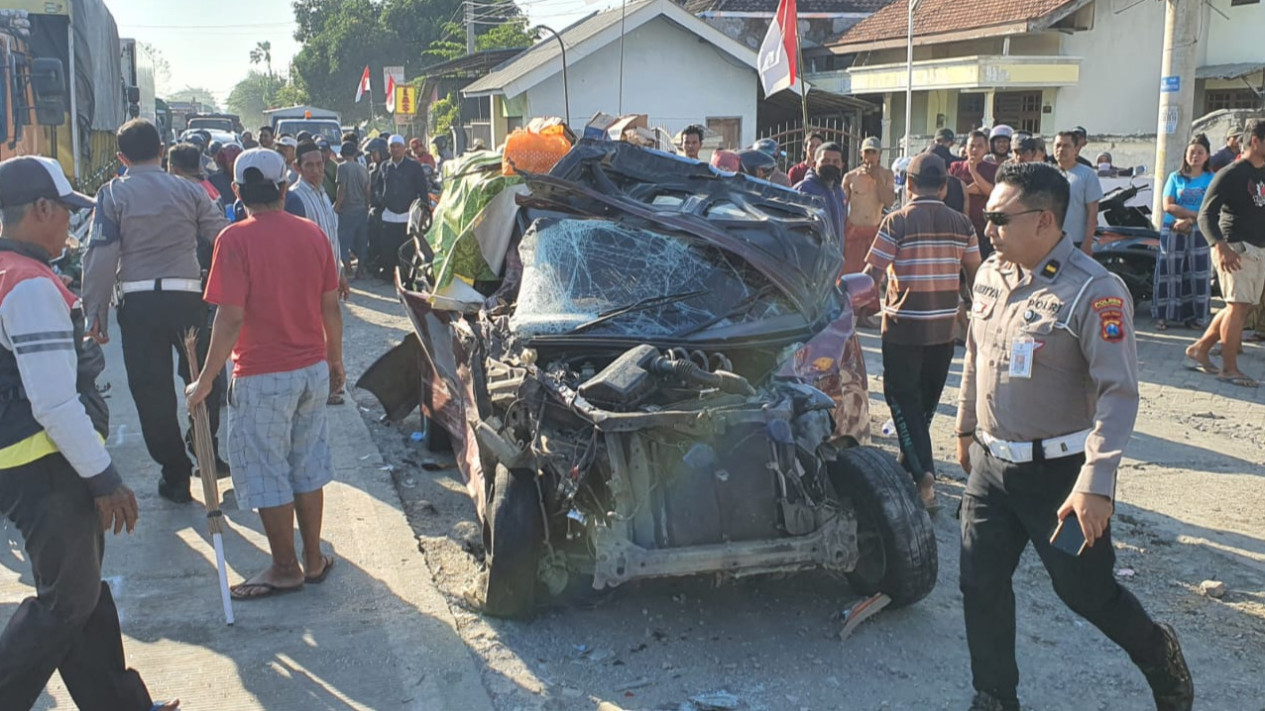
[{"xmin": 1152, "ymin": 133, "xmax": 1214, "ymax": 330}]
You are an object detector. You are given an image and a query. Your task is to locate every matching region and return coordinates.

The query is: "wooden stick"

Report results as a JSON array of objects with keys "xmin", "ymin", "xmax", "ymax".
[{"xmin": 183, "ymin": 329, "xmax": 235, "ymax": 625}]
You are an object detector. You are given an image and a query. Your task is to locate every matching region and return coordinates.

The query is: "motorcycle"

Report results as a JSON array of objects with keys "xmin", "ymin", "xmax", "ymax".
[{"xmin": 1091, "ymin": 173, "xmax": 1159, "ymax": 305}]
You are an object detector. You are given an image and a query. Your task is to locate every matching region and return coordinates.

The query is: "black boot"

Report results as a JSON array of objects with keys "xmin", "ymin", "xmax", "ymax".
[
  {"xmin": 1141, "ymin": 623, "xmax": 1193, "ymax": 711},
  {"xmin": 968, "ymin": 690, "xmax": 1020, "ymax": 711}
]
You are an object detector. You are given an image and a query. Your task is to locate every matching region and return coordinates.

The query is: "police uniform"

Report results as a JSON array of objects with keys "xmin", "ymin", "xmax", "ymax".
[
  {"xmin": 82, "ymin": 160, "xmax": 229, "ymax": 501},
  {"xmin": 955, "ymin": 235, "xmax": 1189, "ymax": 708}
]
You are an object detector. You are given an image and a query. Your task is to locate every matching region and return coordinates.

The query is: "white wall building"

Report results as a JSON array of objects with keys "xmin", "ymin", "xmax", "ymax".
[
  {"xmin": 815, "ymin": 0, "xmax": 1262, "ymax": 164},
  {"xmin": 463, "ymin": 0, "xmax": 760, "ymax": 149}
]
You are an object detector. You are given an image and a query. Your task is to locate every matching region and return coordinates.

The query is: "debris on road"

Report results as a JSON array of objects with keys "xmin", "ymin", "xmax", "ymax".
[
  {"xmin": 689, "ymin": 690, "xmax": 742, "ymax": 709},
  {"xmin": 614, "ymin": 677, "xmax": 653, "ymax": 693},
  {"xmin": 1116, "ymin": 567, "xmax": 1136, "ymax": 578},
  {"xmin": 1200, "ymin": 580, "xmax": 1227, "ymax": 598},
  {"xmin": 840, "ymin": 593, "xmax": 892, "ymax": 640}
]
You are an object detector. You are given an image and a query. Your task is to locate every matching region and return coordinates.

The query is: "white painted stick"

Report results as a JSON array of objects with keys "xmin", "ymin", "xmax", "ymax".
[{"xmin": 213, "ymin": 532, "xmax": 234, "ymax": 625}]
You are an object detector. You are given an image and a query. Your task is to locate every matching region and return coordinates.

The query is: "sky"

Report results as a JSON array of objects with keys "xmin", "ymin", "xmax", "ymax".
[{"xmin": 108, "ymin": 0, "xmax": 627, "ymax": 105}]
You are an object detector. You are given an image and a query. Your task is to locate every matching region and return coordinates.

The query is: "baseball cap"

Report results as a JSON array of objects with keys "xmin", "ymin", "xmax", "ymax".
[
  {"xmin": 316, "ymin": 138, "xmax": 331, "ymax": 151},
  {"xmin": 906, "ymin": 153, "xmax": 947, "ymax": 182},
  {"xmin": 934, "ymin": 128, "xmax": 955, "ymax": 142},
  {"xmin": 278, "ymin": 136, "xmax": 299, "ymax": 149},
  {"xmin": 233, "ymin": 147, "xmax": 288, "ymax": 185},
  {"xmin": 861, "ymin": 136, "xmax": 882, "ymax": 152},
  {"xmin": 387, "ymin": 134, "xmax": 406, "ymax": 147},
  {"xmin": 0, "ymin": 156, "xmax": 94, "ymax": 210}
]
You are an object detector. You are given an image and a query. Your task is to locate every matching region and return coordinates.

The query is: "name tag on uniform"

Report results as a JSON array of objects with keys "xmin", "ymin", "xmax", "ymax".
[{"xmin": 1010, "ymin": 335, "xmax": 1035, "ymax": 379}]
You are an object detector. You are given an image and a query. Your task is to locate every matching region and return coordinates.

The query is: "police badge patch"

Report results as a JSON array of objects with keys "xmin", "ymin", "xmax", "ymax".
[{"xmin": 1099, "ymin": 309, "xmax": 1125, "ymax": 342}]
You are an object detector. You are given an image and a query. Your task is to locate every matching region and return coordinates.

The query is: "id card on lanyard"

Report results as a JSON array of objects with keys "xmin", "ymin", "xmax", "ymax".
[{"xmin": 1009, "ymin": 335, "xmax": 1035, "ymax": 379}]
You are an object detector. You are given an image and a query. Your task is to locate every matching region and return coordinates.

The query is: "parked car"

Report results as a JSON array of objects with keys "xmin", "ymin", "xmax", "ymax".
[{"xmin": 359, "ymin": 140, "xmax": 937, "ymax": 618}]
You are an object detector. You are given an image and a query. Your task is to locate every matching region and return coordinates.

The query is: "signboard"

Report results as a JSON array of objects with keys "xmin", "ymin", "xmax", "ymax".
[
  {"xmin": 1162, "ymin": 106, "xmax": 1180, "ymax": 135},
  {"xmin": 395, "ymin": 86, "xmax": 418, "ymax": 116},
  {"xmin": 1160, "ymin": 75, "xmax": 1180, "ymax": 93}
]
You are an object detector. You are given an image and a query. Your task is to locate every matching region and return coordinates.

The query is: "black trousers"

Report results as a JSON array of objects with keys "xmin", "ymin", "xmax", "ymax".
[
  {"xmin": 0, "ymin": 455, "xmax": 154, "ymax": 710},
  {"xmin": 117, "ymin": 290, "xmax": 222, "ymax": 484},
  {"xmin": 369, "ymin": 221, "xmax": 409, "ymax": 279},
  {"xmin": 959, "ymin": 445, "xmax": 1165, "ymax": 702},
  {"xmin": 882, "ymin": 340, "xmax": 955, "ymax": 481}
]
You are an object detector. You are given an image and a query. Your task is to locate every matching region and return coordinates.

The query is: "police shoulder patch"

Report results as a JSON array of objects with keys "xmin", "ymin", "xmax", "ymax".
[
  {"xmin": 1092, "ymin": 296, "xmax": 1124, "ymax": 311},
  {"xmin": 1098, "ymin": 309, "xmax": 1125, "ymax": 342}
]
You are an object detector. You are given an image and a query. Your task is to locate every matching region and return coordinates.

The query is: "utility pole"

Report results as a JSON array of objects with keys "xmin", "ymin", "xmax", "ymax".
[
  {"xmin": 1151, "ymin": 0, "xmax": 1200, "ymax": 227},
  {"xmin": 466, "ymin": 0, "xmax": 476, "ymax": 55}
]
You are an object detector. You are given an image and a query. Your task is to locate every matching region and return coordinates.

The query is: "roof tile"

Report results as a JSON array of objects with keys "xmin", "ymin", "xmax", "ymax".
[
  {"xmin": 830, "ymin": 0, "xmax": 1075, "ymax": 46},
  {"xmin": 684, "ymin": 0, "xmax": 892, "ymax": 14}
]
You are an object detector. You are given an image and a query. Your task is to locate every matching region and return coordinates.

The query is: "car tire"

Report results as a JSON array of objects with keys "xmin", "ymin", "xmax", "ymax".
[
  {"xmin": 482, "ymin": 464, "xmax": 544, "ymax": 618},
  {"xmin": 830, "ymin": 446, "xmax": 938, "ymax": 608}
]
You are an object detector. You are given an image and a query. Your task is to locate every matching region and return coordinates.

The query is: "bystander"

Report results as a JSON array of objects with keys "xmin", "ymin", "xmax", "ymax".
[
  {"xmin": 1052, "ymin": 131, "xmax": 1103, "ymax": 256},
  {"xmin": 187, "ymin": 147, "xmax": 343, "ymax": 601},
  {"xmin": 863, "ymin": 153, "xmax": 980, "ymax": 509}
]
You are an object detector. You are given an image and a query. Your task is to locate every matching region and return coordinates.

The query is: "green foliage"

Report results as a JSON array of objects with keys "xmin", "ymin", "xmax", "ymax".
[
  {"xmin": 167, "ymin": 86, "xmax": 221, "ymax": 113},
  {"xmin": 250, "ymin": 41, "xmax": 274, "ymax": 76},
  {"xmin": 431, "ymin": 92, "xmax": 459, "ymax": 135},
  {"xmin": 290, "ymin": 0, "xmax": 531, "ymax": 119},
  {"xmin": 226, "ymin": 72, "xmax": 304, "ymax": 131}
]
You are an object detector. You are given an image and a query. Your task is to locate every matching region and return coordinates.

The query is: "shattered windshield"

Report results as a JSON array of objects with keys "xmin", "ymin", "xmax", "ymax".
[{"xmin": 510, "ymin": 218, "xmax": 793, "ymax": 338}]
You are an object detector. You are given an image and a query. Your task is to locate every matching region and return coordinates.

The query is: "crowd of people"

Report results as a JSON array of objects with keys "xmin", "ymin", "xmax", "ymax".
[
  {"xmin": 671, "ymin": 116, "xmax": 1264, "ymax": 711},
  {"xmin": 1, "ymin": 106, "xmax": 1255, "ymax": 709},
  {"xmin": 0, "ymin": 115, "xmax": 453, "ymax": 708}
]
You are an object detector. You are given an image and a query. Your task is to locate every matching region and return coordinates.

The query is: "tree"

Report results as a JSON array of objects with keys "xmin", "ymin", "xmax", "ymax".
[
  {"xmin": 226, "ymin": 71, "xmax": 304, "ymax": 131},
  {"xmin": 140, "ymin": 42, "xmax": 172, "ymax": 95},
  {"xmin": 167, "ymin": 86, "xmax": 221, "ymax": 113},
  {"xmin": 250, "ymin": 41, "xmax": 274, "ymax": 76},
  {"xmin": 290, "ymin": 0, "xmax": 463, "ymax": 118}
]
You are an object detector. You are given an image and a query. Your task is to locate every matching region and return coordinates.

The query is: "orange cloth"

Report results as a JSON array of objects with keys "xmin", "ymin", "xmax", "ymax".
[{"xmin": 844, "ymin": 223, "xmax": 879, "ymax": 275}]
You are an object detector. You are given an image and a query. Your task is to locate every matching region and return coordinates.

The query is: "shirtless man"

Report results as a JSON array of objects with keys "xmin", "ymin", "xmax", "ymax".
[{"xmin": 843, "ymin": 137, "xmax": 897, "ymax": 276}]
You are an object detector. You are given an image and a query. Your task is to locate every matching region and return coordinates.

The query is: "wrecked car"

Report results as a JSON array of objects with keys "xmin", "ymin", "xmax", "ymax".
[{"xmin": 360, "ymin": 140, "xmax": 937, "ymax": 618}]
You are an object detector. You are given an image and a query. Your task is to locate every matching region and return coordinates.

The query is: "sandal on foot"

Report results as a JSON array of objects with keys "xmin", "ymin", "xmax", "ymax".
[
  {"xmin": 1183, "ymin": 358, "xmax": 1220, "ymax": 375},
  {"xmin": 1217, "ymin": 374, "xmax": 1259, "ymax": 388},
  {"xmin": 305, "ymin": 555, "xmax": 336, "ymax": 584},
  {"xmin": 230, "ymin": 581, "xmax": 303, "ymax": 600},
  {"xmin": 1155, "ymin": 320, "xmax": 1169, "ymax": 331}
]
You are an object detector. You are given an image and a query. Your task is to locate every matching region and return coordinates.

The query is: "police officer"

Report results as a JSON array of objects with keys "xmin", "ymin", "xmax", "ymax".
[
  {"xmin": 82, "ymin": 118, "xmax": 229, "ymax": 504},
  {"xmin": 955, "ymin": 162, "xmax": 1192, "ymax": 711},
  {"xmin": 0, "ymin": 156, "xmax": 178, "ymax": 709}
]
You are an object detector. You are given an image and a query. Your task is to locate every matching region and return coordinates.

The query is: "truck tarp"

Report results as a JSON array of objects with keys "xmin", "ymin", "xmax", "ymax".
[{"xmin": 28, "ymin": 0, "xmax": 125, "ymax": 133}]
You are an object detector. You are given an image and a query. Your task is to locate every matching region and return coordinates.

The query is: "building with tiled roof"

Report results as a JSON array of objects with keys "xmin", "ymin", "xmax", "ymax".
[{"xmin": 807, "ymin": 0, "xmax": 1262, "ymax": 162}]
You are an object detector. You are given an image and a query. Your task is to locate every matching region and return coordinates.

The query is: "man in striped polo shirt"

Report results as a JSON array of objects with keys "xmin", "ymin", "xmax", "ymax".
[{"xmin": 864, "ymin": 153, "xmax": 982, "ymax": 511}]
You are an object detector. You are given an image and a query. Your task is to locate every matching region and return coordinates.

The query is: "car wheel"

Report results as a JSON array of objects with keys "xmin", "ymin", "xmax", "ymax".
[
  {"xmin": 829, "ymin": 446, "xmax": 938, "ymax": 608},
  {"xmin": 482, "ymin": 464, "xmax": 544, "ymax": 618}
]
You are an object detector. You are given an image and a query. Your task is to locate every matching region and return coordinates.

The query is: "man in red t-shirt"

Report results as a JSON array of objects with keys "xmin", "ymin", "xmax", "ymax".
[
  {"xmin": 948, "ymin": 130, "xmax": 999, "ymax": 260},
  {"xmin": 186, "ymin": 148, "xmax": 344, "ymax": 600}
]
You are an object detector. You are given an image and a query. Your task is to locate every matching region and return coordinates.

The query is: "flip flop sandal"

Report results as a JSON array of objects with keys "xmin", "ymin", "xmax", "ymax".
[
  {"xmin": 1217, "ymin": 375, "xmax": 1259, "ymax": 388},
  {"xmin": 305, "ymin": 555, "xmax": 336, "ymax": 585},
  {"xmin": 1155, "ymin": 321, "xmax": 1169, "ymax": 331},
  {"xmin": 230, "ymin": 581, "xmax": 303, "ymax": 601},
  {"xmin": 1183, "ymin": 358, "xmax": 1220, "ymax": 375}
]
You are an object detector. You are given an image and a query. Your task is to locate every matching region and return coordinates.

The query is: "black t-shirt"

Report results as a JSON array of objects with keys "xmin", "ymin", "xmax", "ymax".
[{"xmin": 1198, "ymin": 158, "xmax": 1265, "ymax": 247}]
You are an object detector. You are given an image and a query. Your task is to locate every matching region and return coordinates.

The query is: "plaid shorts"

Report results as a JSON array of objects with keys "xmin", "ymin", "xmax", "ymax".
[{"xmin": 227, "ymin": 362, "xmax": 333, "ymax": 510}]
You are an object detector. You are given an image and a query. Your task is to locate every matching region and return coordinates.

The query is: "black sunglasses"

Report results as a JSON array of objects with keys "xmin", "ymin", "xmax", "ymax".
[{"xmin": 983, "ymin": 208, "xmax": 1044, "ymax": 226}]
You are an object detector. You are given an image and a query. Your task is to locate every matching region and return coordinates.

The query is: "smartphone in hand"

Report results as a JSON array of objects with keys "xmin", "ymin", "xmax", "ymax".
[{"xmin": 1050, "ymin": 515, "xmax": 1088, "ymax": 557}]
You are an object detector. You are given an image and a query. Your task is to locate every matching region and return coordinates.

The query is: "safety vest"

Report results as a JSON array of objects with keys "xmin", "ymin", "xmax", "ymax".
[{"xmin": 0, "ymin": 241, "xmax": 108, "ymax": 469}]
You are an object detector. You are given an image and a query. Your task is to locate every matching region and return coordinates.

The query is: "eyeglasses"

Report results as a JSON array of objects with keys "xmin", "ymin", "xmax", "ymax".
[{"xmin": 983, "ymin": 208, "xmax": 1044, "ymax": 226}]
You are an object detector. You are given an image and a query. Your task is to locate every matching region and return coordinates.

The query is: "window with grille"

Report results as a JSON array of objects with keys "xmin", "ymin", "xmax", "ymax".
[{"xmin": 1205, "ymin": 89, "xmax": 1261, "ymax": 112}]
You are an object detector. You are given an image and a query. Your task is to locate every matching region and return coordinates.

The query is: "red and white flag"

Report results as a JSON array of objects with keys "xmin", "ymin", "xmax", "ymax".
[
  {"xmin": 385, "ymin": 75, "xmax": 397, "ymax": 113},
  {"xmin": 355, "ymin": 65, "xmax": 371, "ymax": 103},
  {"xmin": 758, "ymin": 0, "xmax": 799, "ymax": 97}
]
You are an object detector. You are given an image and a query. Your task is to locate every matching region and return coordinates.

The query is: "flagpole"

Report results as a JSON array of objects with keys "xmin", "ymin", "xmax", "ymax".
[{"xmin": 795, "ymin": 14, "xmax": 809, "ymax": 150}]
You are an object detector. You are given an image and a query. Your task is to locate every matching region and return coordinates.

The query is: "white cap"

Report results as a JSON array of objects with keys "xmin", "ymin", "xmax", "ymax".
[
  {"xmin": 234, "ymin": 147, "xmax": 288, "ymax": 185},
  {"xmin": 387, "ymin": 134, "xmax": 406, "ymax": 147},
  {"xmin": 278, "ymin": 136, "xmax": 299, "ymax": 148}
]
